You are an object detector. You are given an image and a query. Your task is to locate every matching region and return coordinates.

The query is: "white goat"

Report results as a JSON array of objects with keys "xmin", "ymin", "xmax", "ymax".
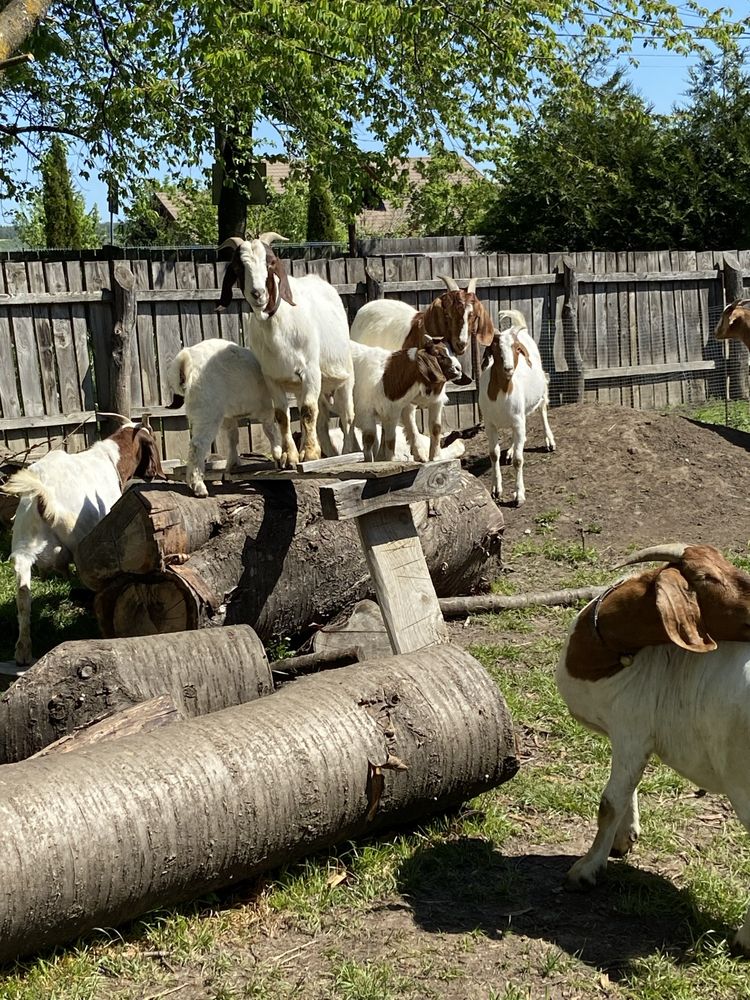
[
  {"xmin": 350, "ymin": 277, "xmax": 494, "ymax": 462},
  {"xmin": 216, "ymin": 233, "xmax": 356, "ymax": 467},
  {"xmin": 166, "ymin": 338, "xmax": 281, "ymax": 497},
  {"xmin": 349, "ymin": 339, "xmax": 463, "ymax": 461},
  {"xmin": 3, "ymin": 422, "xmax": 163, "ymax": 665},
  {"xmin": 556, "ymin": 543, "xmax": 750, "ymax": 953},
  {"xmin": 478, "ymin": 310, "xmax": 555, "ymax": 505}
]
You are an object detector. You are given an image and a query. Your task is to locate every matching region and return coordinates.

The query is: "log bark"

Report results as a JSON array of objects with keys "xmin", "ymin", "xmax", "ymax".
[
  {"xmin": 438, "ymin": 586, "xmax": 607, "ymax": 617},
  {"xmin": 90, "ymin": 472, "xmax": 504, "ymax": 644},
  {"xmin": 30, "ymin": 695, "xmax": 184, "ymax": 758},
  {"xmin": 0, "ymin": 646, "xmax": 518, "ymax": 962},
  {"xmin": 0, "ymin": 626, "xmax": 272, "ymax": 763}
]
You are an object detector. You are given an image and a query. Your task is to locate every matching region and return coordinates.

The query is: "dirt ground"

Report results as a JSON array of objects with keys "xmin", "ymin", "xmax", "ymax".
[{"xmin": 461, "ymin": 401, "xmax": 750, "ymax": 581}]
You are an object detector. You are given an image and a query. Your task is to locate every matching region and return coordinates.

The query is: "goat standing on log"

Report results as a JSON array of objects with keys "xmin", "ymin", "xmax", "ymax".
[
  {"xmin": 216, "ymin": 233, "xmax": 356, "ymax": 466},
  {"xmin": 479, "ymin": 310, "xmax": 555, "ymax": 505},
  {"xmin": 556, "ymin": 543, "xmax": 750, "ymax": 953},
  {"xmin": 166, "ymin": 339, "xmax": 281, "ymax": 497},
  {"xmin": 2, "ymin": 421, "xmax": 163, "ymax": 665},
  {"xmin": 350, "ymin": 276, "xmax": 494, "ymax": 461},
  {"xmin": 349, "ymin": 339, "xmax": 463, "ymax": 461},
  {"xmin": 714, "ymin": 298, "xmax": 750, "ymax": 350}
]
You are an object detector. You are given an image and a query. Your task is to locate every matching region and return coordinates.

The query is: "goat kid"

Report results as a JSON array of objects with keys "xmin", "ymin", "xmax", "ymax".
[
  {"xmin": 350, "ymin": 339, "xmax": 462, "ymax": 462},
  {"xmin": 714, "ymin": 298, "xmax": 750, "ymax": 350},
  {"xmin": 166, "ymin": 338, "xmax": 282, "ymax": 497},
  {"xmin": 479, "ymin": 314, "xmax": 555, "ymax": 505},
  {"xmin": 217, "ymin": 233, "xmax": 356, "ymax": 466},
  {"xmin": 3, "ymin": 422, "xmax": 163, "ymax": 665},
  {"xmin": 556, "ymin": 543, "xmax": 750, "ymax": 952}
]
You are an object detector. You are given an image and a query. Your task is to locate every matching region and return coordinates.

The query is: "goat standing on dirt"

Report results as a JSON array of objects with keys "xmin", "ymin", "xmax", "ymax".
[
  {"xmin": 556, "ymin": 543, "xmax": 750, "ymax": 953},
  {"xmin": 3, "ymin": 422, "xmax": 163, "ymax": 665},
  {"xmin": 479, "ymin": 310, "xmax": 555, "ymax": 505}
]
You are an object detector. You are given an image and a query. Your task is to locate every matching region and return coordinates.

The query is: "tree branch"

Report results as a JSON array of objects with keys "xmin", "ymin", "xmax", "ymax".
[{"xmin": 0, "ymin": 0, "xmax": 55, "ymax": 62}]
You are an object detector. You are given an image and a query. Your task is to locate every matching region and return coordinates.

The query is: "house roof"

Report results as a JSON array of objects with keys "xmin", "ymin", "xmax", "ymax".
[{"xmin": 264, "ymin": 156, "xmax": 483, "ymax": 236}]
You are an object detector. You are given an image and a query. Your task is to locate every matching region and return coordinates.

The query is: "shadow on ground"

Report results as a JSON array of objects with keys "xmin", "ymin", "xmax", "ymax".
[{"xmin": 396, "ymin": 837, "xmax": 729, "ymax": 977}]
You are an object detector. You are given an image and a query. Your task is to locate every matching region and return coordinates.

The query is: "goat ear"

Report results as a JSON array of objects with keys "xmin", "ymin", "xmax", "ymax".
[
  {"xmin": 269, "ymin": 256, "xmax": 296, "ymax": 307},
  {"xmin": 416, "ymin": 351, "xmax": 446, "ymax": 392},
  {"xmin": 474, "ymin": 303, "xmax": 495, "ymax": 347},
  {"xmin": 424, "ymin": 298, "xmax": 447, "ymax": 339},
  {"xmin": 654, "ymin": 567, "xmax": 717, "ymax": 653},
  {"xmin": 135, "ymin": 429, "xmax": 164, "ymax": 480},
  {"xmin": 514, "ymin": 339, "xmax": 532, "ymax": 367},
  {"xmin": 216, "ymin": 260, "xmax": 239, "ymax": 312}
]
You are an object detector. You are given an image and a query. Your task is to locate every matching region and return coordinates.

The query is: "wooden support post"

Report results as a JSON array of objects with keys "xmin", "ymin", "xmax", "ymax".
[
  {"xmin": 320, "ymin": 459, "xmax": 462, "ymax": 655},
  {"xmin": 107, "ymin": 263, "xmax": 137, "ymax": 435},
  {"xmin": 722, "ymin": 253, "xmax": 750, "ymax": 400},
  {"xmin": 560, "ymin": 256, "xmax": 584, "ymax": 404},
  {"xmin": 365, "ymin": 264, "xmax": 384, "ymax": 301}
]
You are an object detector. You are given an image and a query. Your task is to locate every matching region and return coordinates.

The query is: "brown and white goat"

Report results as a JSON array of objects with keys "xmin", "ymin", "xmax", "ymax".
[
  {"xmin": 3, "ymin": 422, "xmax": 163, "ymax": 665},
  {"xmin": 714, "ymin": 298, "xmax": 750, "ymax": 351},
  {"xmin": 349, "ymin": 339, "xmax": 463, "ymax": 461},
  {"xmin": 556, "ymin": 543, "xmax": 750, "ymax": 952}
]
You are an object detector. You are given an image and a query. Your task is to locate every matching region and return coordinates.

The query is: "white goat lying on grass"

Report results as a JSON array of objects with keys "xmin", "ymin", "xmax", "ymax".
[
  {"xmin": 167, "ymin": 338, "xmax": 282, "ymax": 497},
  {"xmin": 478, "ymin": 310, "xmax": 555, "ymax": 505},
  {"xmin": 556, "ymin": 542, "xmax": 750, "ymax": 953},
  {"xmin": 3, "ymin": 421, "xmax": 163, "ymax": 665}
]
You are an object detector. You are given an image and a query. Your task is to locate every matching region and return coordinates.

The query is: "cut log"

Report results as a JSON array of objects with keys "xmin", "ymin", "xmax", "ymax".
[
  {"xmin": 91, "ymin": 472, "xmax": 504, "ymax": 644},
  {"xmin": 438, "ymin": 586, "xmax": 608, "ymax": 618},
  {"xmin": 30, "ymin": 695, "xmax": 184, "ymax": 758},
  {"xmin": 0, "ymin": 646, "xmax": 518, "ymax": 962},
  {"xmin": 0, "ymin": 626, "xmax": 272, "ymax": 763}
]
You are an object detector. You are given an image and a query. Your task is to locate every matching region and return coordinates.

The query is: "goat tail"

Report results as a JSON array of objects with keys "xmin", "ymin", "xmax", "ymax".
[
  {"xmin": 2, "ymin": 469, "xmax": 76, "ymax": 536},
  {"xmin": 166, "ymin": 349, "xmax": 193, "ymax": 407}
]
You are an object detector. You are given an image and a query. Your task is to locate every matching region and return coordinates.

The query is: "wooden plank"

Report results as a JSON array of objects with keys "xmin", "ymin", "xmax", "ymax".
[
  {"xmin": 633, "ymin": 251, "xmax": 654, "ymax": 408},
  {"xmin": 380, "ymin": 274, "xmax": 556, "ymax": 293},
  {"xmin": 48, "ymin": 262, "xmax": 87, "ymax": 451},
  {"xmin": 0, "ymin": 290, "xmax": 107, "ymax": 305},
  {"xmin": 593, "ymin": 252, "xmax": 608, "ymax": 403},
  {"xmin": 584, "ymin": 359, "xmax": 715, "ymax": 381},
  {"xmin": 0, "ymin": 264, "xmax": 21, "ymax": 419},
  {"xmin": 152, "ymin": 260, "xmax": 189, "ymax": 461},
  {"xmin": 296, "ymin": 451, "xmax": 365, "ymax": 473},
  {"xmin": 5, "ymin": 263, "xmax": 45, "ymax": 418},
  {"xmin": 659, "ymin": 249, "xmax": 681, "ymax": 406},
  {"xmin": 679, "ymin": 250, "xmax": 704, "ymax": 403},
  {"xmin": 197, "ymin": 262, "xmax": 222, "ymax": 341},
  {"xmin": 319, "ymin": 460, "xmax": 462, "ymax": 521},
  {"xmin": 131, "ymin": 260, "xmax": 160, "ymax": 408},
  {"xmin": 355, "ymin": 506, "xmax": 447, "ymax": 655},
  {"xmin": 646, "ymin": 250, "xmax": 667, "ymax": 407},
  {"xmin": 603, "ymin": 251, "xmax": 620, "ymax": 404},
  {"xmin": 83, "ymin": 259, "xmax": 114, "ymax": 412},
  {"xmin": 175, "ymin": 261, "xmax": 203, "ymax": 348},
  {"xmin": 576, "ymin": 252, "xmax": 594, "ymax": 403},
  {"xmin": 64, "ymin": 263, "xmax": 96, "ymax": 446}
]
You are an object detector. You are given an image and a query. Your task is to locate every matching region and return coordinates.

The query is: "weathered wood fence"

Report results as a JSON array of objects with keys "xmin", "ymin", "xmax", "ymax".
[{"xmin": 0, "ymin": 246, "xmax": 748, "ymax": 463}]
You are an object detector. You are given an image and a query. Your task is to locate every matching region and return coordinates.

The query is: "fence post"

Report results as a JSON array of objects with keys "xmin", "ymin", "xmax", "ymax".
[
  {"xmin": 365, "ymin": 262, "xmax": 384, "ymax": 301},
  {"xmin": 560, "ymin": 256, "xmax": 584, "ymax": 404},
  {"xmin": 721, "ymin": 253, "xmax": 750, "ymax": 401},
  {"xmin": 107, "ymin": 263, "xmax": 137, "ymax": 432}
]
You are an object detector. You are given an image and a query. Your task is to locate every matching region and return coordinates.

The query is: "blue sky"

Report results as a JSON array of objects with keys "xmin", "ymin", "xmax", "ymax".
[{"xmin": 0, "ymin": 16, "xmax": 735, "ymax": 226}]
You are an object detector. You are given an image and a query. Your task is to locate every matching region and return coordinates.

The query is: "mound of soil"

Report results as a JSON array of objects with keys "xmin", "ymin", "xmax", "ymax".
[{"xmin": 461, "ymin": 402, "xmax": 750, "ymax": 559}]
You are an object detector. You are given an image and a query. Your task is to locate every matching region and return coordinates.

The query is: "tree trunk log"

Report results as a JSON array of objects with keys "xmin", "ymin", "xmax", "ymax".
[
  {"xmin": 30, "ymin": 695, "xmax": 184, "ymax": 758},
  {"xmin": 439, "ymin": 586, "xmax": 607, "ymax": 617},
  {"xmin": 90, "ymin": 472, "xmax": 504, "ymax": 644},
  {"xmin": 0, "ymin": 626, "xmax": 272, "ymax": 763},
  {"xmin": 0, "ymin": 646, "xmax": 518, "ymax": 962}
]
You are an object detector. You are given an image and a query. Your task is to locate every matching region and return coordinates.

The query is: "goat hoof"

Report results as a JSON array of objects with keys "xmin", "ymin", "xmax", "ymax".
[
  {"xmin": 610, "ymin": 832, "xmax": 638, "ymax": 858},
  {"xmin": 565, "ymin": 863, "xmax": 602, "ymax": 891},
  {"xmin": 513, "ymin": 495, "xmax": 526, "ymax": 507},
  {"xmin": 191, "ymin": 483, "xmax": 209, "ymax": 498}
]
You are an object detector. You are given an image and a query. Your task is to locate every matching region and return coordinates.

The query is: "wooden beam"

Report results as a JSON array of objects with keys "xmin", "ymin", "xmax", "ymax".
[
  {"xmin": 560, "ymin": 256, "xmax": 584, "ymax": 404},
  {"xmin": 319, "ymin": 459, "xmax": 462, "ymax": 520},
  {"xmin": 584, "ymin": 359, "xmax": 717, "ymax": 381},
  {"xmin": 296, "ymin": 451, "xmax": 364, "ymax": 473}
]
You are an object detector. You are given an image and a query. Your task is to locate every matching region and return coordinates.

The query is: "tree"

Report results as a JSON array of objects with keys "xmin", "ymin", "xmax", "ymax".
[
  {"xmin": 407, "ymin": 150, "xmax": 494, "ymax": 237},
  {"xmin": 41, "ymin": 137, "xmax": 81, "ymax": 247},
  {"xmin": 306, "ymin": 171, "xmax": 342, "ymax": 242},
  {"xmin": 14, "ymin": 180, "xmax": 100, "ymax": 249},
  {"xmin": 119, "ymin": 180, "xmax": 217, "ymax": 245},
  {"xmin": 0, "ymin": 0, "xmax": 745, "ymax": 228}
]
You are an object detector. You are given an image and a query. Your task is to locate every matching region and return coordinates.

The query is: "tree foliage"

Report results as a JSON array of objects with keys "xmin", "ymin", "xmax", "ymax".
[
  {"xmin": 1, "ymin": 0, "xmax": 746, "ymax": 222},
  {"xmin": 480, "ymin": 54, "xmax": 750, "ymax": 251},
  {"xmin": 41, "ymin": 137, "xmax": 81, "ymax": 247},
  {"xmin": 407, "ymin": 150, "xmax": 494, "ymax": 237},
  {"xmin": 306, "ymin": 171, "xmax": 342, "ymax": 242}
]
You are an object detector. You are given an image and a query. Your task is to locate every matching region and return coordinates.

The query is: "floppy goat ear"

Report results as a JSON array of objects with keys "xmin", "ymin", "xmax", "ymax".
[
  {"xmin": 416, "ymin": 350, "xmax": 447, "ymax": 393},
  {"xmin": 266, "ymin": 253, "xmax": 296, "ymax": 309},
  {"xmin": 654, "ymin": 567, "xmax": 717, "ymax": 653},
  {"xmin": 474, "ymin": 302, "xmax": 495, "ymax": 347},
  {"xmin": 513, "ymin": 338, "xmax": 532, "ymax": 367},
  {"xmin": 134, "ymin": 428, "xmax": 165, "ymax": 480},
  {"xmin": 216, "ymin": 260, "xmax": 239, "ymax": 312}
]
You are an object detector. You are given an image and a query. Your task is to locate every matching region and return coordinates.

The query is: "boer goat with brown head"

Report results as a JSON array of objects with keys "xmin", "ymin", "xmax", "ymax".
[
  {"xmin": 217, "ymin": 233, "xmax": 356, "ymax": 466},
  {"xmin": 556, "ymin": 543, "xmax": 750, "ymax": 953}
]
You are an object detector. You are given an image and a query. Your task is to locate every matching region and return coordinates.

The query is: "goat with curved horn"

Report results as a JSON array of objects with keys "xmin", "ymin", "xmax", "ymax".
[
  {"xmin": 438, "ymin": 274, "xmax": 460, "ymax": 291},
  {"xmin": 258, "ymin": 232, "xmax": 289, "ymax": 245},
  {"xmin": 218, "ymin": 237, "xmax": 244, "ymax": 251},
  {"xmin": 467, "ymin": 277, "xmax": 478, "ymax": 293},
  {"xmin": 618, "ymin": 544, "xmax": 688, "ymax": 567}
]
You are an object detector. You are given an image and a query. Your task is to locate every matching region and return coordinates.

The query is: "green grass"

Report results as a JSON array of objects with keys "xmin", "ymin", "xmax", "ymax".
[{"xmin": 691, "ymin": 399, "xmax": 750, "ymax": 433}]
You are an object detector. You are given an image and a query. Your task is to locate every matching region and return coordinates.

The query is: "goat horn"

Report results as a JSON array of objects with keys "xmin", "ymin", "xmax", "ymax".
[
  {"xmin": 258, "ymin": 232, "xmax": 289, "ymax": 245},
  {"xmin": 218, "ymin": 237, "xmax": 244, "ymax": 251},
  {"xmin": 438, "ymin": 274, "xmax": 459, "ymax": 291},
  {"xmin": 618, "ymin": 543, "xmax": 688, "ymax": 567},
  {"xmin": 467, "ymin": 277, "xmax": 478, "ymax": 293},
  {"xmin": 96, "ymin": 411, "xmax": 132, "ymax": 426}
]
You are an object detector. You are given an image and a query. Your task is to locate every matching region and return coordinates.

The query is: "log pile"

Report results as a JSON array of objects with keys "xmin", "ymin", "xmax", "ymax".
[
  {"xmin": 76, "ymin": 471, "xmax": 504, "ymax": 644},
  {"xmin": 0, "ymin": 626, "xmax": 272, "ymax": 763},
  {"xmin": 0, "ymin": 645, "xmax": 518, "ymax": 963}
]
